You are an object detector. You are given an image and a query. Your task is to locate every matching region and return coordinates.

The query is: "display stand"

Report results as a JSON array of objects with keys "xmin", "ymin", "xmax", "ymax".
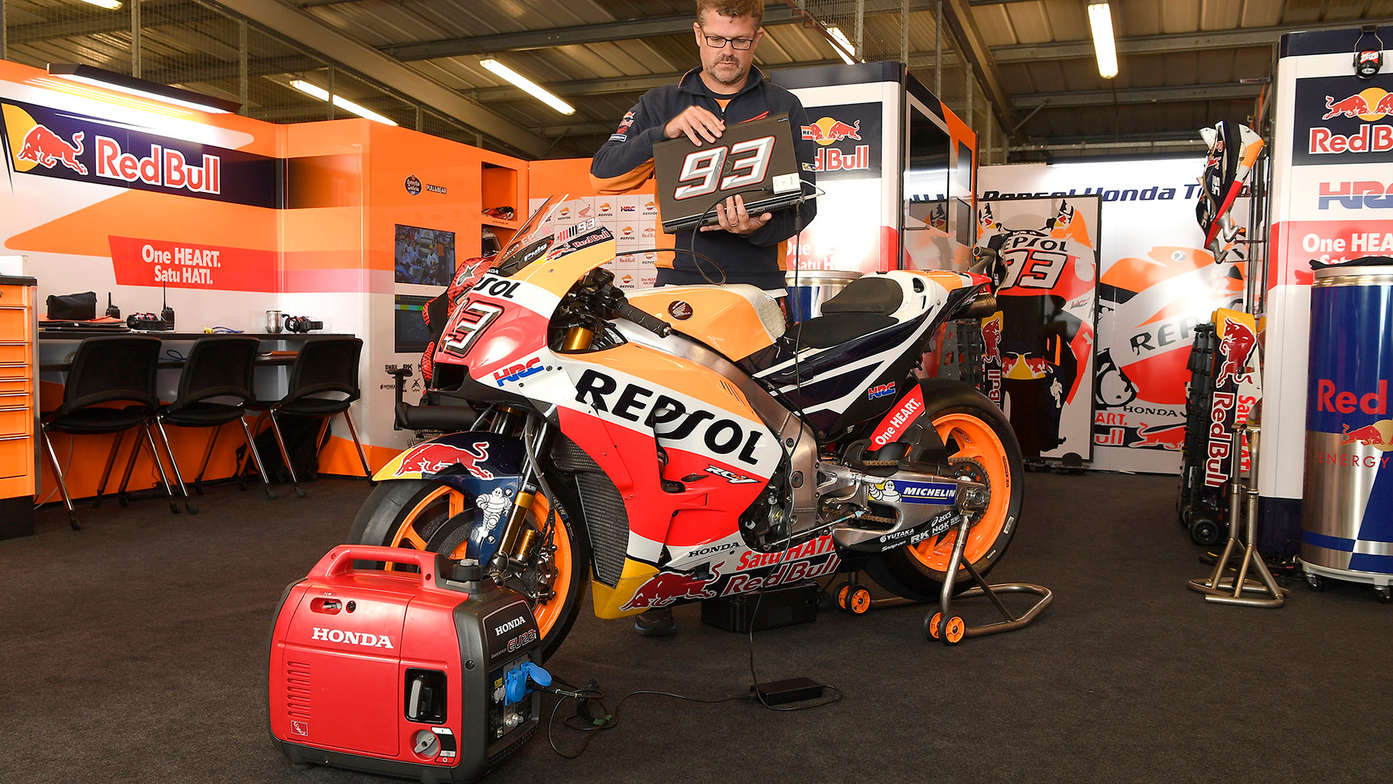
[
  {"xmin": 924, "ymin": 511, "xmax": 1053, "ymax": 645},
  {"xmin": 1187, "ymin": 422, "xmax": 1287, "ymax": 607}
]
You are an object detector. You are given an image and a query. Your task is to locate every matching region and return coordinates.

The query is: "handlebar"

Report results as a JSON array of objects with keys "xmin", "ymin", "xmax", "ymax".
[{"xmin": 615, "ymin": 301, "xmax": 673, "ymax": 337}]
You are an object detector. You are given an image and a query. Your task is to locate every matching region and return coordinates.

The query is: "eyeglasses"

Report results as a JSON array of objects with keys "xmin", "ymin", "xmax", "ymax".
[{"xmin": 700, "ymin": 29, "xmax": 756, "ymax": 50}]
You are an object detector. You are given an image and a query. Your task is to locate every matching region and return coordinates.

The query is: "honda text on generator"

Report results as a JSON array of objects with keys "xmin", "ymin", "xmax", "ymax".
[{"xmin": 268, "ymin": 546, "xmax": 551, "ymax": 783}]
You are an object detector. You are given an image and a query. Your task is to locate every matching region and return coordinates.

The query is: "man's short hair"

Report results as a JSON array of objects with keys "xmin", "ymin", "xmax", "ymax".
[{"xmin": 696, "ymin": 0, "xmax": 763, "ymax": 25}]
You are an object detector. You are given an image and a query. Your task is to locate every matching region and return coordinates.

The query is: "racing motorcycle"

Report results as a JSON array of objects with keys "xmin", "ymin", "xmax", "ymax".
[{"xmin": 351, "ymin": 195, "xmax": 1023, "ymax": 658}]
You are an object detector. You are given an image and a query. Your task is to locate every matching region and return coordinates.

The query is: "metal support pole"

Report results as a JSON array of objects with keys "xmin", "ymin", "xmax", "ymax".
[
  {"xmin": 901, "ymin": 0, "xmax": 909, "ymax": 67},
  {"xmin": 327, "ymin": 63, "xmax": 335, "ymax": 121},
  {"xmin": 966, "ymin": 64, "xmax": 974, "ymax": 131},
  {"xmin": 238, "ymin": 21, "xmax": 249, "ymax": 111},
  {"xmin": 855, "ymin": 0, "xmax": 864, "ymax": 59},
  {"xmin": 131, "ymin": 0, "xmax": 142, "ymax": 78},
  {"xmin": 934, "ymin": 0, "xmax": 943, "ymax": 95},
  {"xmin": 415, "ymin": 104, "xmax": 423, "ymax": 132},
  {"xmin": 2, "ymin": 0, "xmax": 8, "ymax": 62}
]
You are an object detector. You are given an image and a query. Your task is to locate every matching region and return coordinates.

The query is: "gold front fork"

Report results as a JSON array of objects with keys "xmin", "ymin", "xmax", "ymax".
[
  {"xmin": 562, "ymin": 325, "xmax": 594, "ymax": 351},
  {"xmin": 498, "ymin": 487, "xmax": 539, "ymax": 561}
]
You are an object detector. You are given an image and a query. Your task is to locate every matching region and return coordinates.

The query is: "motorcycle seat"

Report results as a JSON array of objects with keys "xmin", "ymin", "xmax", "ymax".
[{"xmin": 819, "ymin": 276, "xmax": 903, "ymax": 316}]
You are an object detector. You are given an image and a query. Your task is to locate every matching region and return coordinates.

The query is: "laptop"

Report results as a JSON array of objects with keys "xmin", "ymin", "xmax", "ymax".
[{"xmin": 653, "ymin": 113, "xmax": 804, "ymax": 233}]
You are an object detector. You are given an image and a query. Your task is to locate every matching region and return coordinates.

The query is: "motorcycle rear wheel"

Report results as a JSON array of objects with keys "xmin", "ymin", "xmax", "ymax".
[
  {"xmin": 864, "ymin": 380, "xmax": 1025, "ymax": 601},
  {"xmin": 348, "ymin": 479, "xmax": 587, "ymax": 660}
]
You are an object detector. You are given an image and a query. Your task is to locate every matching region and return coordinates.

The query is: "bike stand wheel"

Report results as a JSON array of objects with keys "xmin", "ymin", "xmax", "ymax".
[
  {"xmin": 925, "ymin": 611, "xmax": 943, "ymax": 640},
  {"xmin": 846, "ymin": 585, "xmax": 872, "ymax": 615},
  {"xmin": 834, "ymin": 582, "xmax": 851, "ymax": 611}
]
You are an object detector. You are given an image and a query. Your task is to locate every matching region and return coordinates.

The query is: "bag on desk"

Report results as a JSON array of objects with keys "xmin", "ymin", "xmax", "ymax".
[
  {"xmin": 238, "ymin": 414, "xmax": 331, "ymax": 483},
  {"xmin": 46, "ymin": 291, "xmax": 96, "ymax": 321}
]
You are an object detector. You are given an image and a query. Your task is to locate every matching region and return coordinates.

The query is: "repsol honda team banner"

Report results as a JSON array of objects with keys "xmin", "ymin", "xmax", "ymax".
[
  {"xmin": 1260, "ymin": 27, "xmax": 1393, "ymax": 541},
  {"xmin": 979, "ymin": 160, "xmax": 1248, "ymax": 474},
  {"xmin": 975, "ymin": 196, "xmax": 1098, "ymax": 461}
]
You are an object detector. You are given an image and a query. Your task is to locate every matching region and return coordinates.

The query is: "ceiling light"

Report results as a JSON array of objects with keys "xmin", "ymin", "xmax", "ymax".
[
  {"xmin": 47, "ymin": 63, "xmax": 238, "ymax": 113},
  {"xmin": 1087, "ymin": 3, "xmax": 1119, "ymax": 79},
  {"xmin": 827, "ymin": 26, "xmax": 857, "ymax": 65},
  {"xmin": 480, "ymin": 58, "xmax": 575, "ymax": 115},
  {"xmin": 290, "ymin": 79, "xmax": 398, "ymax": 126},
  {"xmin": 80, "ymin": 0, "xmax": 124, "ymax": 9}
]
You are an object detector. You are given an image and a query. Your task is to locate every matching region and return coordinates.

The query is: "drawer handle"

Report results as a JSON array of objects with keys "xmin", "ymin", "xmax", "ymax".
[
  {"xmin": 0, "ymin": 434, "xmax": 28, "ymax": 442},
  {"xmin": 0, "ymin": 305, "xmax": 26, "ymax": 311},
  {"xmin": 0, "ymin": 392, "xmax": 29, "ymax": 398},
  {"xmin": 0, "ymin": 405, "xmax": 29, "ymax": 412}
]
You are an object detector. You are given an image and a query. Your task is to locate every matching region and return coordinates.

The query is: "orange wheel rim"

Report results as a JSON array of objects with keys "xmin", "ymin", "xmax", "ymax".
[
  {"xmin": 387, "ymin": 486, "xmax": 574, "ymax": 642},
  {"xmin": 946, "ymin": 618, "xmax": 964, "ymax": 642},
  {"xmin": 851, "ymin": 590, "xmax": 870, "ymax": 613},
  {"xmin": 907, "ymin": 412, "xmax": 1011, "ymax": 573},
  {"xmin": 837, "ymin": 585, "xmax": 850, "ymax": 608}
]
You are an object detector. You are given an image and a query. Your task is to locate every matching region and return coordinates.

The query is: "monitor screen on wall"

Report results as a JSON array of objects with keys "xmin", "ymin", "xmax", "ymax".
[
  {"xmin": 394, "ymin": 294, "xmax": 433, "ymax": 354},
  {"xmin": 394, "ymin": 224, "xmax": 455, "ymax": 286}
]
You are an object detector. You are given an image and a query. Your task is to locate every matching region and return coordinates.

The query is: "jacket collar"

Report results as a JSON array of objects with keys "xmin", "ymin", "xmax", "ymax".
[{"xmin": 678, "ymin": 65, "xmax": 766, "ymax": 99}]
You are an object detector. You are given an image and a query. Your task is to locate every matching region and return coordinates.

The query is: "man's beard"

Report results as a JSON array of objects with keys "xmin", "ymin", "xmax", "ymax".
[{"xmin": 707, "ymin": 57, "xmax": 746, "ymax": 86}]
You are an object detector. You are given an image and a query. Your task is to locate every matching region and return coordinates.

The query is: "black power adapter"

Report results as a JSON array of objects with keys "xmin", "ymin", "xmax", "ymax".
[{"xmin": 751, "ymin": 677, "xmax": 824, "ymax": 706}]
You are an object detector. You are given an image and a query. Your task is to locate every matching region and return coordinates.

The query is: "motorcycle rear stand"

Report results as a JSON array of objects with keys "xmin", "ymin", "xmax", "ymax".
[{"xmin": 830, "ymin": 514, "xmax": 1053, "ymax": 644}]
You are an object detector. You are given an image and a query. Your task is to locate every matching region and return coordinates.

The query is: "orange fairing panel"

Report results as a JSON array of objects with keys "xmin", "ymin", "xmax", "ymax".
[{"xmin": 626, "ymin": 285, "xmax": 785, "ymax": 360}]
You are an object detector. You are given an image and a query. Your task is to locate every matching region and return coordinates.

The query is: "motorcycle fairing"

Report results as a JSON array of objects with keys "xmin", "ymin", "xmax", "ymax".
[
  {"xmin": 746, "ymin": 271, "xmax": 985, "ymax": 437},
  {"xmin": 370, "ymin": 432, "xmax": 529, "ymax": 567},
  {"xmin": 625, "ymin": 284, "xmax": 786, "ymax": 361}
]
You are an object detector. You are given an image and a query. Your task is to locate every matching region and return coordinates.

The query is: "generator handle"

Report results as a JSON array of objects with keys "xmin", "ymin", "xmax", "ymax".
[{"xmin": 312, "ymin": 545, "xmax": 449, "ymax": 585}]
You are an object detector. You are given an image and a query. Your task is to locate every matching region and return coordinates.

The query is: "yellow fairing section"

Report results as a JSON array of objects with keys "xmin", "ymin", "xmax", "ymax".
[
  {"xmin": 627, "ymin": 285, "xmax": 781, "ymax": 361},
  {"xmin": 591, "ymin": 559, "xmax": 660, "ymax": 619},
  {"xmin": 585, "ymin": 341, "xmax": 760, "ymax": 416},
  {"xmin": 512, "ymin": 238, "xmax": 617, "ymax": 297}
]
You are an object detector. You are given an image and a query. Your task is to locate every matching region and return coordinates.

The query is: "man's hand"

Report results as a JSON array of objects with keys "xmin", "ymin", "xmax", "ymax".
[
  {"xmin": 701, "ymin": 194, "xmax": 772, "ymax": 235},
  {"xmin": 664, "ymin": 106, "xmax": 725, "ymax": 145}
]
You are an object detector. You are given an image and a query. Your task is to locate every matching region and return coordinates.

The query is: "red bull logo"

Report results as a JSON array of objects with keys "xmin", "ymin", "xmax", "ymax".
[
  {"xmin": 1130, "ymin": 422, "xmax": 1186, "ymax": 451},
  {"xmin": 800, "ymin": 117, "xmax": 862, "ymax": 144},
  {"xmin": 16, "ymin": 124, "xmax": 87, "ymax": 174},
  {"xmin": 1340, "ymin": 419, "xmax": 1393, "ymax": 450},
  {"xmin": 392, "ymin": 440, "xmax": 493, "ymax": 480},
  {"xmin": 980, "ymin": 314, "xmax": 1003, "ymax": 359},
  {"xmin": 622, "ymin": 563, "xmax": 723, "ymax": 610},
  {"xmin": 1310, "ymin": 87, "xmax": 1393, "ymax": 156},
  {"xmin": 799, "ymin": 116, "xmax": 871, "ymax": 174},
  {"xmin": 1215, "ymin": 320, "xmax": 1257, "ymax": 388},
  {"xmin": 1321, "ymin": 89, "xmax": 1393, "ymax": 120}
]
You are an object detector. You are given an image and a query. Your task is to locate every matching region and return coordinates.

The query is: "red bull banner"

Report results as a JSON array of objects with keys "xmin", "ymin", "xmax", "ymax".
[
  {"xmin": 1, "ymin": 98, "xmax": 278, "ymax": 207},
  {"xmin": 1294, "ymin": 75, "xmax": 1393, "ymax": 166},
  {"xmin": 797, "ymin": 101, "xmax": 881, "ymax": 180},
  {"xmin": 1203, "ymin": 309, "xmax": 1259, "ymax": 488},
  {"xmin": 975, "ymin": 196, "xmax": 1099, "ymax": 461}
]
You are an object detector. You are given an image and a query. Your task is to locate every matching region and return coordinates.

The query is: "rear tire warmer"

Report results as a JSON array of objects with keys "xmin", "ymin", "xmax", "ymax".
[
  {"xmin": 864, "ymin": 379, "xmax": 1025, "ymax": 601},
  {"xmin": 349, "ymin": 478, "xmax": 588, "ymax": 661}
]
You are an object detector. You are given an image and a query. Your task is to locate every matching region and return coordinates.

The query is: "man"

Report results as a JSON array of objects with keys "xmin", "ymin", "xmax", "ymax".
[
  {"xmin": 591, "ymin": 0, "xmax": 818, "ymax": 297},
  {"xmin": 591, "ymin": 0, "xmax": 818, "ymax": 638}
]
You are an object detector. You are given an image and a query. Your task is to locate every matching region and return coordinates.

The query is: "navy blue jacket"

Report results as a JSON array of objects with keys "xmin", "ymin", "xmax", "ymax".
[{"xmin": 590, "ymin": 67, "xmax": 817, "ymax": 291}]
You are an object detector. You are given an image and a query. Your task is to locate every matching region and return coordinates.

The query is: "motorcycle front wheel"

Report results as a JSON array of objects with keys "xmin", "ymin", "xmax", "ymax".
[
  {"xmin": 864, "ymin": 379, "xmax": 1025, "ymax": 601},
  {"xmin": 349, "ymin": 479, "xmax": 587, "ymax": 660}
]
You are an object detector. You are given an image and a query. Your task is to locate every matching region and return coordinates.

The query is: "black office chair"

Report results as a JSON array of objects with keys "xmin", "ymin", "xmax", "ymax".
[
  {"xmin": 152, "ymin": 336, "xmax": 276, "ymax": 514},
  {"xmin": 244, "ymin": 336, "xmax": 371, "ymax": 497},
  {"xmin": 39, "ymin": 335, "xmax": 174, "ymax": 529}
]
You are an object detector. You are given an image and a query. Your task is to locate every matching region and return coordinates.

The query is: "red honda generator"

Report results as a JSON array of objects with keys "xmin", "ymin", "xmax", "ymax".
[{"xmin": 268, "ymin": 546, "xmax": 549, "ymax": 783}]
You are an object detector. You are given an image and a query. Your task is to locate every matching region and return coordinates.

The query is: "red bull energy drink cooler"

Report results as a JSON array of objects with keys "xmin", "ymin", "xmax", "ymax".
[{"xmin": 1303, "ymin": 260, "xmax": 1393, "ymax": 587}]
